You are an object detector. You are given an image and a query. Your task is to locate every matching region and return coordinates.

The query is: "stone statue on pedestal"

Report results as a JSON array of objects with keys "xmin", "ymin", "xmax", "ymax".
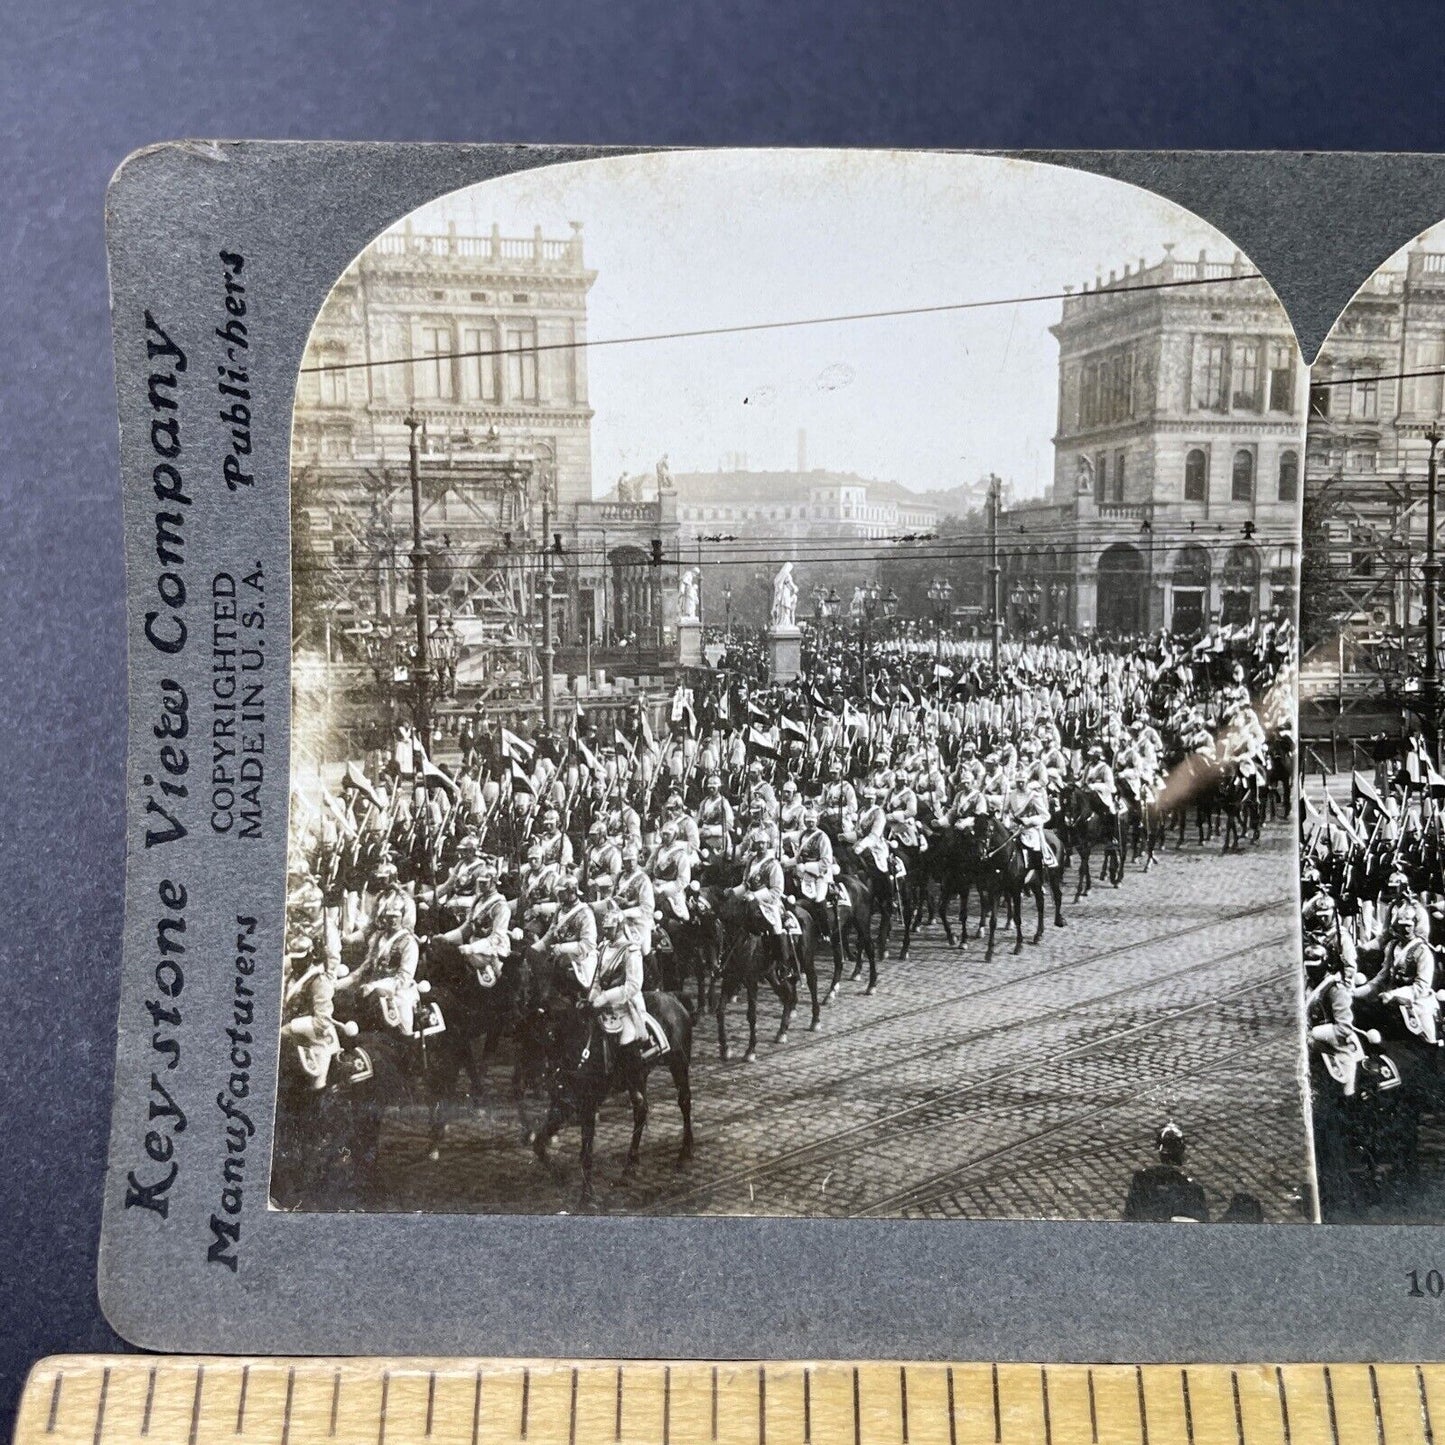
[
  {"xmin": 678, "ymin": 569, "xmax": 699, "ymax": 623},
  {"xmin": 770, "ymin": 562, "xmax": 798, "ymax": 631}
]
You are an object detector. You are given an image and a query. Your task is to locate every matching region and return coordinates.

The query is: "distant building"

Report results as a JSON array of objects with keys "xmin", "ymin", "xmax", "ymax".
[
  {"xmin": 990, "ymin": 249, "xmax": 1304, "ymax": 635},
  {"xmin": 672, "ymin": 468, "xmax": 941, "ymax": 539}
]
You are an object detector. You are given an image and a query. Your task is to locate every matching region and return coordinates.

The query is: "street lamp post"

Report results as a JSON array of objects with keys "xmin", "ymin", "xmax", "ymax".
[
  {"xmin": 723, "ymin": 583, "xmax": 733, "ymax": 641},
  {"xmin": 404, "ymin": 410, "xmax": 433, "ymax": 746},
  {"xmin": 927, "ymin": 576, "xmax": 953, "ymax": 666},
  {"xmin": 987, "ymin": 472, "xmax": 1003, "ymax": 673}
]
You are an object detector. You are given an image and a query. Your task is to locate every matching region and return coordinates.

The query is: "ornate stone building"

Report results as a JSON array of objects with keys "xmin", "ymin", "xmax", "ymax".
[
  {"xmin": 997, "ymin": 249, "xmax": 1305, "ymax": 636},
  {"xmin": 290, "ymin": 221, "xmax": 679, "ymax": 754},
  {"xmin": 1302, "ymin": 247, "xmax": 1445, "ymax": 699}
]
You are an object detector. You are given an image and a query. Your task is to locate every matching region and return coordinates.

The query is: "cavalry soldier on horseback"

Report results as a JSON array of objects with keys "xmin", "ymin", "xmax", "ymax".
[
  {"xmin": 424, "ymin": 832, "xmax": 485, "ymax": 919},
  {"xmin": 1354, "ymin": 900, "xmax": 1440, "ymax": 1044},
  {"xmin": 1082, "ymin": 744, "xmax": 1119, "ymax": 817},
  {"xmin": 740, "ymin": 795, "xmax": 780, "ymax": 858},
  {"xmin": 615, "ymin": 841, "xmax": 655, "ymax": 956},
  {"xmin": 281, "ymin": 947, "xmax": 352, "ymax": 1089},
  {"xmin": 1017, "ymin": 738, "xmax": 1051, "ymax": 794},
  {"xmin": 820, "ymin": 757, "xmax": 858, "ymax": 837},
  {"xmin": 356, "ymin": 857, "xmax": 416, "ymax": 935},
  {"xmin": 980, "ymin": 753, "xmax": 1010, "ymax": 815},
  {"xmin": 737, "ymin": 827, "xmax": 798, "ymax": 986},
  {"xmin": 652, "ymin": 820, "xmax": 695, "ymax": 925},
  {"xmin": 1006, "ymin": 773, "xmax": 1056, "ymax": 881},
  {"xmin": 663, "ymin": 791, "xmax": 701, "ymax": 851},
  {"xmin": 743, "ymin": 758, "xmax": 778, "ymax": 820},
  {"xmin": 603, "ymin": 783, "xmax": 643, "ymax": 848},
  {"xmin": 882, "ymin": 769, "xmax": 926, "ymax": 854},
  {"xmin": 536, "ymin": 873, "xmax": 599, "ymax": 987},
  {"xmin": 785, "ymin": 801, "xmax": 843, "ymax": 972},
  {"xmin": 535, "ymin": 808, "xmax": 574, "ymax": 871},
  {"xmin": 778, "ymin": 777, "xmax": 805, "ymax": 855},
  {"xmin": 1301, "ymin": 890, "xmax": 1358, "ymax": 979},
  {"xmin": 338, "ymin": 888, "xmax": 422, "ymax": 1034},
  {"xmin": 696, "ymin": 772, "xmax": 734, "ymax": 856},
  {"xmin": 582, "ymin": 818, "xmax": 623, "ymax": 894},
  {"xmin": 437, "ymin": 857, "xmax": 512, "ymax": 989},
  {"xmin": 583, "ymin": 901, "xmax": 666, "ymax": 1067},
  {"xmin": 1304, "ymin": 942, "xmax": 1361, "ymax": 1096}
]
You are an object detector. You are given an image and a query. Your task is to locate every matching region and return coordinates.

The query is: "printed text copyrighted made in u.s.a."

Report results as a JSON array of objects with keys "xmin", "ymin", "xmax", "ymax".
[{"xmin": 123, "ymin": 250, "xmax": 270, "ymax": 1279}]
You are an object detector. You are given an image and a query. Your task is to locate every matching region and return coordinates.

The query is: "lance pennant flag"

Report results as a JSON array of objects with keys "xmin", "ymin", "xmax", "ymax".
[
  {"xmin": 1327, "ymin": 793, "xmax": 1365, "ymax": 846},
  {"xmin": 747, "ymin": 725, "xmax": 778, "ymax": 758},
  {"xmin": 508, "ymin": 758, "xmax": 534, "ymax": 796},
  {"xmin": 780, "ymin": 714, "xmax": 807, "ymax": 744},
  {"xmin": 747, "ymin": 698, "xmax": 770, "ymax": 725},
  {"xmin": 501, "ymin": 725, "xmax": 535, "ymax": 762},
  {"xmin": 419, "ymin": 756, "xmax": 459, "ymax": 798},
  {"xmin": 1351, "ymin": 770, "xmax": 1384, "ymax": 811}
]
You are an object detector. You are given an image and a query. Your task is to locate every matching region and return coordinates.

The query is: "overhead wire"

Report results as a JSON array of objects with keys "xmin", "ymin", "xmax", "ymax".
[{"xmin": 297, "ymin": 272, "xmax": 1265, "ymax": 375}]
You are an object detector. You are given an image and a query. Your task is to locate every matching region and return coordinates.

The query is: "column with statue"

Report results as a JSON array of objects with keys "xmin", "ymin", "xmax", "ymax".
[{"xmin": 768, "ymin": 561, "xmax": 803, "ymax": 681}]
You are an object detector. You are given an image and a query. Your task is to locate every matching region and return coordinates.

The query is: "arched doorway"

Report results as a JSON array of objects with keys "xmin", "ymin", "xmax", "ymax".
[
  {"xmin": 1096, "ymin": 543, "xmax": 1146, "ymax": 635},
  {"xmin": 1170, "ymin": 543, "xmax": 1211, "ymax": 635},
  {"xmin": 1221, "ymin": 543, "xmax": 1260, "ymax": 627}
]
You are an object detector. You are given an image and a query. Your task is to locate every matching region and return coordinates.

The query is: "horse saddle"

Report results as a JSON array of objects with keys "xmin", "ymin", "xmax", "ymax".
[
  {"xmin": 339, "ymin": 1045, "xmax": 374, "ymax": 1086},
  {"xmin": 1399, "ymin": 999, "xmax": 1440, "ymax": 1044},
  {"xmin": 471, "ymin": 960, "xmax": 501, "ymax": 990},
  {"xmin": 640, "ymin": 1013, "xmax": 670, "ymax": 1060},
  {"xmin": 294, "ymin": 1041, "xmax": 338, "ymax": 1089},
  {"xmin": 413, "ymin": 1000, "xmax": 446, "ymax": 1039}
]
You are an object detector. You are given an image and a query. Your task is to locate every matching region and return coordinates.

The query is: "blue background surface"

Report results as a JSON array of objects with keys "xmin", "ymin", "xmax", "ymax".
[{"xmin": 3, "ymin": 0, "xmax": 1444, "ymax": 1428}]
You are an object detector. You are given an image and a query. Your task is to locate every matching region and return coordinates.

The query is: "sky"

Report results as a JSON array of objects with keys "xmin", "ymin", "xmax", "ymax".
[{"xmin": 376, "ymin": 150, "xmax": 1264, "ymax": 499}]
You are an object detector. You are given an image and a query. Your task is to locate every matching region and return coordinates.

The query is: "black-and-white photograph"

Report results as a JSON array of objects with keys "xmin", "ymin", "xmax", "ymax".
[
  {"xmin": 273, "ymin": 150, "xmax": 1313, "ymax": 1220},
  {"xmin": 1299, "ymin": 218, "xmax": 1445, "ymax": 1223}
]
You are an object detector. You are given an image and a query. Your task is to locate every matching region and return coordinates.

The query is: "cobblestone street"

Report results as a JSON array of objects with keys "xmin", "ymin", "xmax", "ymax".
[{"xmin": 313, "ymin": 822, "xmax": 1314, "ymax": 1221}]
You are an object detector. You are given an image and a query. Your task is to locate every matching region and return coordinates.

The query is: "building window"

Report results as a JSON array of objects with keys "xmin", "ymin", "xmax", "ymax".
[
  {"xmin": 1112, "ymin": 449, "xmax": 1126, "ymax": 502},
  {"xmin": 1352, "ymin": 378, "xmax": 1379, "ymax": 420},
  {"xmin": 1309, "ymin": 383, "xmax": 1332, "ymax": 417},
  {"xmin": 504, "ymin": 325, "xmax": 538, "ymax": 400},
  {"xmin": 1268, "ymin": 342, "xmax": 1295, "ymax": 411},
  {"xmin": 1277, "ymin": 449, "xmax": 1299, "ymax": 502},
  {"xmin": 1231, "ymin": 449, "xmax": 1254, "ymax": 503},
  {"xmin": 1231, "ymin": 342, "xmax": 1261, "ymax": 411},
  {"xmin": 1403, "ymin": 337, "xmax": 1445, "ymax": 416},
  {"xmin": 1184, "ymin": 448, "xmax": 1207, "ymax": 502},
  {"xmin": 1346, "ymin": 444, "xmax": 1378, "ymax": 474},
  {"xmin": 318, "ymin": 363, "xmax": 348, "ymax": 407},
  {"xmin": 460, "ymin": 326, "xmax": 497, "ymax": 401},
  {"xmin": 1192, "ymin": 339, "xmax": 1226, "ymax": 411},
  {"xmin": 1094, "ymin": 451, "xmax": 1107, "ymax": 505},
  {"xmin": 1080, "ymin": 362, "xmax": 1100, "ymax": 428},
  {"xmin": 414, "ymin": 325, "xmax": 452, "ymax": 399}
]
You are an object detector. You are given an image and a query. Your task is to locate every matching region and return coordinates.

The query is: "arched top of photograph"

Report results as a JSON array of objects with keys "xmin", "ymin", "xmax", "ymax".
[{"xmin": 279, "ymin": 149, "xmax": 1311, "ymax": 1228}]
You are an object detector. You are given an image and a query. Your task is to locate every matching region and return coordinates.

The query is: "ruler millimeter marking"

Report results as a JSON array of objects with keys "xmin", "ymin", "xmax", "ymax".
[{"xmin": 16, "ymin": 1358, "xmax": 1445, "ymax": 1445}]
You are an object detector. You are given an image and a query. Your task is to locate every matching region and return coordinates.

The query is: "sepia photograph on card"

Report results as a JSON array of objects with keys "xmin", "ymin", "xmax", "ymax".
[
  {"xmin": 110, "ymin": 142, "xmax": 1445, "ymax": 1361},
  {"xmin": 269, "ymin": 150, "xmax": 1312, "ymax": 1222}
]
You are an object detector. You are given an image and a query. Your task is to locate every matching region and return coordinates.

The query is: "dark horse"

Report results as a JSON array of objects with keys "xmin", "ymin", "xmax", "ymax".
[
  {"xmin": 1060, "ymin": 784, "xmax": 1123, "ymax": 899},
  {"xmin": 707, "ymin": 889, "xmax": 821, "ymax": 1060},
  {"xmin": 957, "ymin": 813, "xmax": 1066, "ymax": 956},
  {"xmin": 416, "ymin": 933, "xmax": 527, "ymax": 1157},
  {"xmin": 522, "ymin": 953, "xmax": 695, "ymax": 1207}
]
